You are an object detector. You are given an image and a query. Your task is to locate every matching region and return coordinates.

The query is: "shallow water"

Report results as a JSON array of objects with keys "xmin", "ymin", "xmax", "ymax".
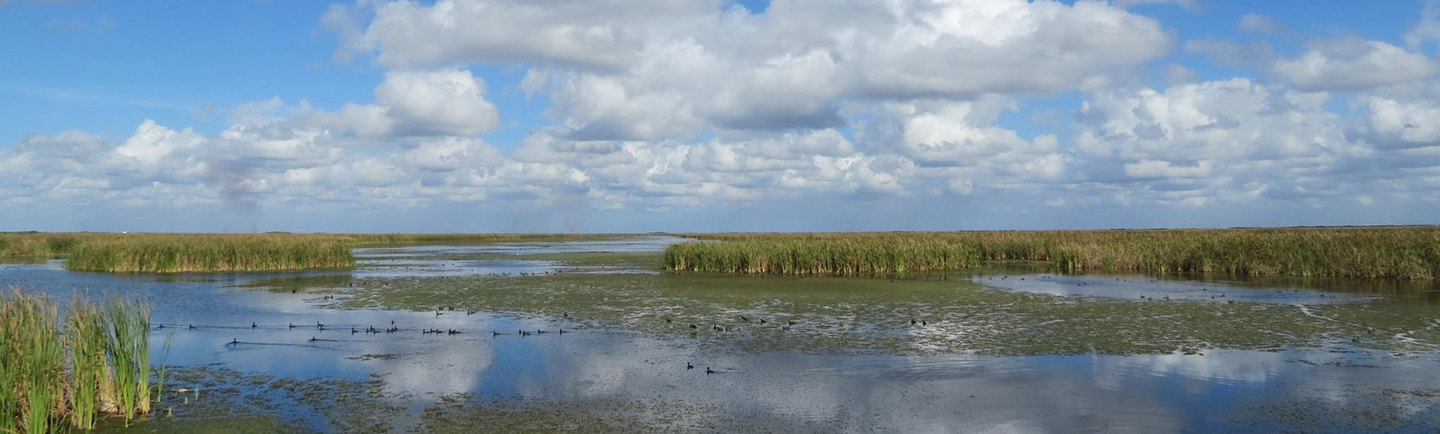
[{"xmin": 5, "ymin": 237, "xmax": 1440, "ymax": 433}]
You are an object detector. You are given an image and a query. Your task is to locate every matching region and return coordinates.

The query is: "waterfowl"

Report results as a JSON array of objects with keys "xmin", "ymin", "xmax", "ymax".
[
  {"xmin": 705, "ymin": 367, "xmax": 715, "ymax": 375},
  {"xmin": 351, "ymin": 327, "xmax": 358, "ymax": 334},
  {"xmin": 910, "ymin": 319, "xmax": 917, "ymax": 325},
  {"xmin": 252, "ymin": 322, "xmax": 257, "ymax": 329},
  {"xmin": 536, "ymin": 329, "xmax": 546, "ymax": 334},
  {"xmin": 689, "ymin": 324, "xmax": 698, "ymax": 329},
  {"xmin": 289, "ymin": 323, "xmax": 295, "ymax": 329},
  {"xmin": 189, "ymin": 324, "xmax": 196, "ymax": 330},
  {"xmin": 493, "ymin": 331, "xmax": 501, "ymax": 336},
  {"xmin": 788, "ymin": 320, "xmax": 796, "ymax": 326},
  {"xmin": 448, "ymin": 329, "xmax": 460, "ymax": 335},
  {"xmin": 665, "ymin": 318, "xmax": 672, "ymax": 323},
  {"xmin": 921, "ymin": 320, "xmax": 927, "ymax": 326},
  {"xmin": 229, "ymin": 338, "xmax": 238, "ymax": 345},
  {"xmin": 782, "ymin": 326, "xmax": 790, "ymax": 331},
  {"xmin": 308, "ymin": 336, "xmax": 318, "ymax": 342},
  {"xmin": 687, "ymin": 362, "xmax": 693, "ymax": 370},
  {"xmin": 558, "ymin": 329, "xmax": 566, "ymax": 335}
]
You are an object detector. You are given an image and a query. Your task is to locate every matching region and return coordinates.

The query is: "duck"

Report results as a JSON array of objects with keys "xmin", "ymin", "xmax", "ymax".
[
  {"xmin": 157, "ymin": 324, "xmax": 166, "ymax": 330},
  {"xmin": 252, "ymin": 322, "xmax": 258, "ymax": 329},
  {"xmin": 705, "ymin": 367, "xmax": 715, "ymax": 375},
  {"xmin": 189, "ymin": 324, "xmax": 196, "ymax": 330},
  {"xmin": 228, "ymin": 338, "xmax": 238, "ymax": 346},
  {"xmin": 689, "ymin": 324, "xmax": 698, "ymax": 329},
  {"xmin": 308, "ymin": 336, "xmax": 318, "ymax": 342},
  {"xmin": 686, "ymin": 362, "xmax": 693, "ymax": 370}
]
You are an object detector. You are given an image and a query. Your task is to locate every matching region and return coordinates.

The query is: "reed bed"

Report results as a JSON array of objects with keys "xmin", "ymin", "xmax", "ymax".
[
  {"xmin": 64, "ymin": 235, "xmax": 355, "ymax": 273},
  {"xmin": 2, "ymin": 232, "xmax": 619, "ymax": 273},
  {"xmin": 664, "ymin": 226, "xmax": 1440, "ymax": 279},
  {"xmin": 1, "ymin": 290, "xmax": 154, "ymax": 433}
]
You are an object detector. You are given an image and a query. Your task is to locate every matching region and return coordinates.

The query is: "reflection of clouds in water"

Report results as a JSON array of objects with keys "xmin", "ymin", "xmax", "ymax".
[
  {"xmin": 1091, "ymin": 350, "xmax": 1288, "ymax": 387},
  {"xmin": 378, "ymin": 338, "xmax": 495, "ymax": 396}
]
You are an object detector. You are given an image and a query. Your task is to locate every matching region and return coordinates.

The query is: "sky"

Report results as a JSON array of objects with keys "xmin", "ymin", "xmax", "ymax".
[{"xmin": 3, "ymin": 0, "xmax": 1440, "ymax": 233}]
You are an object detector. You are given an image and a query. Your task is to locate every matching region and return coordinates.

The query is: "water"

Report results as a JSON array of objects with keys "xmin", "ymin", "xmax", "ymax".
[{"xmin": 3, "ymin": 237, "xmax": 1439, "ymax": 433}]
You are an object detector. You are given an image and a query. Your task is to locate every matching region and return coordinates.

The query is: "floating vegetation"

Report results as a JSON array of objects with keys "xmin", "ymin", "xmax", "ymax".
[
  {"xmin": 665, "ymin": 227, "xmax": 1440, "ymax": 279},
  {"xmin": 1, "ymin": 290, "xmax": 156, "ymax": 432}
]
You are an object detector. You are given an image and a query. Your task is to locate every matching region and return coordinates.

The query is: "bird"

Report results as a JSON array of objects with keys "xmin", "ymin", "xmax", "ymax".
[
  {"xmin": 740, "ymin": 315, "xmax": 749, "ymax": 322},
  {"xmin": 690, "ymin": 324, "xmax": 698, "ymax": 329},
  {"xmin": 351, "ymin": 328, "xmax": 358, "ymax": 334},
  {"xmin": 157, "ymin": 324, "xmax": 165, "ymax": 329},
  {"xmin": 251, "ymin": 322, "xmax": 257, "ymax": 329},
  {"xmin": 665, "ymin": 318, "xmax": 672, "ymax": 323},
  {"xmin": 558, "ymin": 329, "xmax": 566, "ymax": 335},
  {"xmin": 308, "ymin": 336, "xmax": 318, "ymax": 342},
  {"xmin": 910, "ymin": 319, "xmax": 917, "ymax": 325},
  {"xmin": 289, "ymin": 323, "xmax": 295, "ymax": 329},
  {"xmin": 493, "ymin": 331, "xmax": 501, "ymax": 336},
  {"xmin": 759, "ymin": 318, "xmax": 767, "ymax": 324},
  {"xmin": 788, "ymin": 320, "xmax": 796, "ymax": 326},
  {"xmin": 189, "ymin": 324, "xmax": 196, "ymax": 330},
  {"xmin": 921, "ymin": 320, "xmax": 927, "ymax": 326},
  {"xmin": 228, "ymin": 338, "xmax": 238, "ymax": 346},
  {"xmin": 705, "ymin": 367, "xmax": 715, "ymax": 375},
  {"xmin": 687, "ymin": 362, "xmax": 694, "ymax": 370},
  {"xmin": 782, "ymin": 326, "xmax": 790, "ymax": 331}
]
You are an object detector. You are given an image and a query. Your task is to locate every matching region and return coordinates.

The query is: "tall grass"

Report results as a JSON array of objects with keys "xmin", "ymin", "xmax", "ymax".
[
  {"xmin": 1, "ymin": 290, "xmax": 154, "ymax": 432},
  {"xmin": 65, "ymin": 235, "xmax": 355, "ymax": 273},
  {"xmin": 664, "ymin": 226, "xmax": 1440, "ymax": 279},
  {"xmin": 2, "ymin": 232, "xmax": 618, "ymax": 273}
]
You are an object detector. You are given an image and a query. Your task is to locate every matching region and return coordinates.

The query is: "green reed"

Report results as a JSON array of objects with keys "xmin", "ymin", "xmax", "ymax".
[
  {"xmin": 2, "ymin": 290, "xmax": 155, "ymax": 432},
  {"xmin": 64, "ymin": 235, "xmax": 355, "ymax": 273},
  {"xmin": 105, "ymin": 298, "xmax": 150, "ymax": 424},
  {"xmin": 665, "ymin": 226, "xmax": 1440, "ymax": 279}
]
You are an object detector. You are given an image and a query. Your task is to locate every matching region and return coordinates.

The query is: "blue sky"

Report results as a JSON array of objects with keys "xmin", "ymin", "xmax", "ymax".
[{"xmin": 3, "ymin": 0, "xmax": 1440, "ymax": 232}]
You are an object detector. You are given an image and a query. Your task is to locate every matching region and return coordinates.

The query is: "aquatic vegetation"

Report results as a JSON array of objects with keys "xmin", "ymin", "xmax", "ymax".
[
  {"xmin": 665, "ymin": 226, "xmax": 1440, "ymax": 279},
  {"xmin": 333, "ymin": 270, "xmax": 1439, "ymax": 356},
  {"xmin": 2, "ymin": 232, "xmax": 626, "ymax": 273},
  {"xmin": 65, "ymin": 235, "xmax": 355, "ymax": 273},
  {"xmin": 1, "ymin": 290, "xmax": 154, "ymax": 432}
]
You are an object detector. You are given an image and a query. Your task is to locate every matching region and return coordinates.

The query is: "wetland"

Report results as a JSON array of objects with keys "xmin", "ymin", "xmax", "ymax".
[{"xmin": 4, "ymin": 233, "xmax": 1440, "ymax": 433}]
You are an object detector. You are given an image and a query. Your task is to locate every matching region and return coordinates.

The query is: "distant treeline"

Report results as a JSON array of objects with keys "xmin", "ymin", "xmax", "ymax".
[
  {"xmin": 0, "ymin": 232, "xmax": 621, "ymax": 273},
  {"xmin": 662, "ymin": 227, "xmax": 1440, "ymax": 279}
]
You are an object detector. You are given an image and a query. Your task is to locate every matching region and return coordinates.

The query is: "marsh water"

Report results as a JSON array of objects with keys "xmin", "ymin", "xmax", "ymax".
[{"xmin": 5, "ymin": 236, "xmax": 1440, "ymax": 433}]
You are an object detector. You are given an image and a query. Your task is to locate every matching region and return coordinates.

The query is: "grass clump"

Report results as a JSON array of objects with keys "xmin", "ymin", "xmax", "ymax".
[
  {"xmin": 2, "ymin": 290, "xmax": 156, "ymax": 433},
  {"xmin": 65, "ymin": 235, "xmax": 355, "ymax": 273},
  {"xmin": 665, "ymin": 226, "xmax": 1440, "ymax": 279}
]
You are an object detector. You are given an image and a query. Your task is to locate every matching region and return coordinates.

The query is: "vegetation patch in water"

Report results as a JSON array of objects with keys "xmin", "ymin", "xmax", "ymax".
[
  {"xmin": 332, "ymin": 272, "xmax": 1440, "ymax": 356},
  {"xmin": 1, "ymin": 290, "xmax": 154, "ymax": 433},
  {"xmin": 65, "ymin": 235, "xmax": 355, "ymax": 273},
  {"xmin": 665, "ymin": 227, "xmax": 1440, "ymax": 279}
]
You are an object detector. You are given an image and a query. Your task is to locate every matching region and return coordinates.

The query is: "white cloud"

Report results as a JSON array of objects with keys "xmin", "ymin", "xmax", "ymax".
[
  {"xmin": 1272, "ymin": 37, "xmax": 1439, "ymax": 91},
  {"xmin": 331, "ymin": 0, "xmax": 1171, "ymax": 138}
]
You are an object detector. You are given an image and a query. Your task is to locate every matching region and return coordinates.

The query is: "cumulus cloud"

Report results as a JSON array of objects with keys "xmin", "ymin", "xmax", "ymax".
[
  {"xmin": 332, "ymin": 0, "xmax": 1171, "ymax": 138},
  {"xmin": 1271, "ymin": 37, "xmax": 1439, "ymax": 91}
]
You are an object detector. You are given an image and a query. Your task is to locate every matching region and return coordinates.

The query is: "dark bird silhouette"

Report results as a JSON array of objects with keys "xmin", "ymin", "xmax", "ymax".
[
  {"xmin": 351, "ymin": 328, "xmax": 358, "ymax": 334},
  {"xmin": 559, "ymin": 329, "xmax": 566, "ymax": 335},
  {"xmin": 665, "ymin": 318, "xmax": 672, "ymax": 323},
  {"xmin": 910, "ymin": 319, "xmax": 917, "ymax": 325},
  {"xmin": 690, "ymin": 324, "xmax": 698, "ymax": 329},
  {"xmin": 760, "ymin": 318, "xmax": 767, "ymax": 324},
  {"xmin": 788, "ymin": 320, "xmax": 796, "ymax": 326},
  {"xmin": 157, "ymin": 324, "xmax": 165, "ymax": 330},
  {"xmin": 493, "ymin": 331, "xmax": 501, "ymax": 336},
  {"xmin": 687, "ymin": 362, "xmax": 694, "ymax": 370},
  {"xmin": 228, "ymin": 338, "xmax": 238, "ymax": 346},
  {"xmin": 289, "ymin": 323, "xmax": 295, "ymax": 329},
  {"xmin": 308, "ymin": 336, "xmax": 317, "ymax": 342},
  {"xmin": 252, "ymin": 322, "xmax": 257, "ymax": 329},
  {"xmin": 189, "ymin": 324, "xmax": 196, "ymax": 330},
  {"xmin": 782, "ymin": 326, "xmax": 790, "ymax": 331},
  {"xmin": 921, "ymin": 320, "xmax": 927, "ymax": 326},
  {"xmin": 705, "ymin": 367, "xmax": 715, "ymax": 375}
]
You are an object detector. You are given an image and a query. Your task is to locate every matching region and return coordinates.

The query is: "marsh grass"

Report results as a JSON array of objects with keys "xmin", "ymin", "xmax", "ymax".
[
  {"xmin": 2, "ymin": 290, "xmax": 154, "ymax": 432},
  {"xmin": 64, "ymin": 235, "xmax": 355, "ymax": 273},
  {"xmin": 665, "ymin": 227, "xmax": 1440, "ymax": 279},
  {"xmin": 2, "ymin": 232, "xmax": 625, "ymax": 273}
]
